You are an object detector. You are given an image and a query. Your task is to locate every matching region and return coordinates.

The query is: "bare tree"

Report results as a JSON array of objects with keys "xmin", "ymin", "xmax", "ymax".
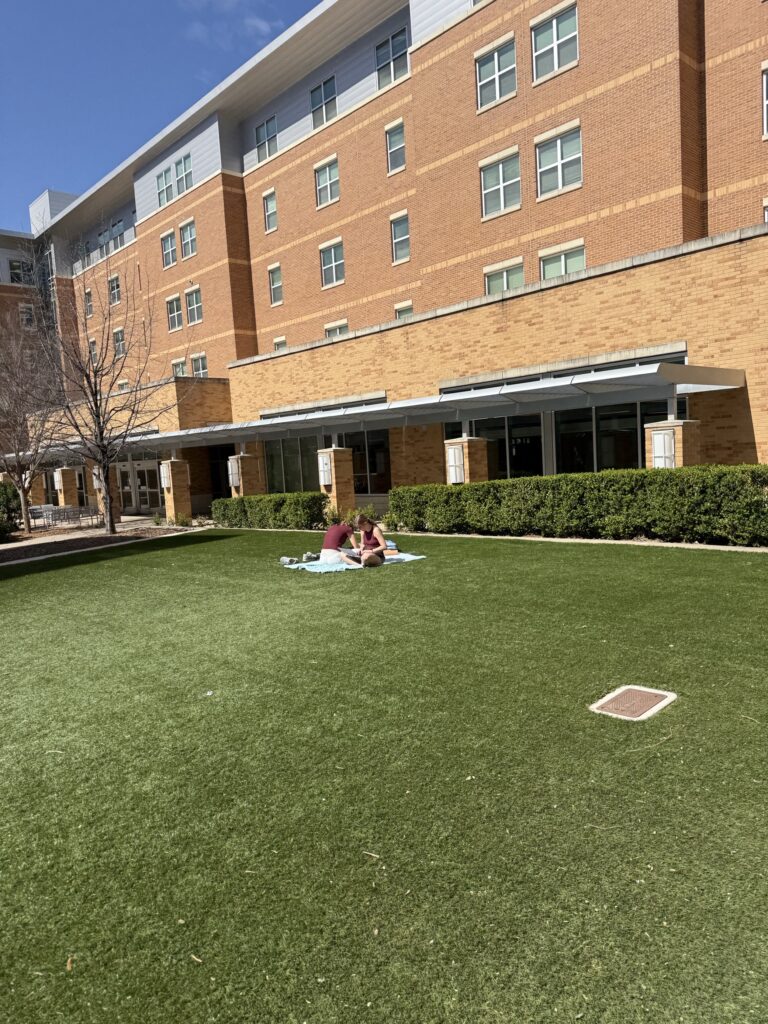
[
  {"xmin": 0, "ymin": 303, "xmax": 64, "ymax": 534},
  {"xmin": 34, "ymin": 240, "xmax": 194, "ymax": 535}
]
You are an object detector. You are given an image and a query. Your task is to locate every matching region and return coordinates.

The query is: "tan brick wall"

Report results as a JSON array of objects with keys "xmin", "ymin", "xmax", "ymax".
[
  {"xmin": 389, "ymin": 424, "xmax": 446, "ymax": 485},
  {"xmin": 229, "ymin": 232, "xmax": 768, "ymax": 467}
]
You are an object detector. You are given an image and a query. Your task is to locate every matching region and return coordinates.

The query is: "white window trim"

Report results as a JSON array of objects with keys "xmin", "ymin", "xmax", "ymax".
[
  {"xmin": 318, "ymin": 236, "xmax": 343, "ymax": 251},
  {"xmin": 538, "ymin": 237, "xmax": 585, "ymax": 260},
  {"xmin": 389, "ymin": 208, "xmax": 409, "ymax": 221},
  {"xmin": 474, "ymin": 29, "xmax": 515, "ymax": 60},
  {"xmin": 762, "ymin": 65, "xmax": 768, "ymax": 139},
  {"xmin": 474, "ymin": 35, "xmax": 518, "ymax": 113},
  {"xmin": 273, "ymin": 336, "xmax": 287, "ymax": 351},
  {"xmin": 165, "ymin": 292, "xmax": 181, "ymax": 301},
  {"xmin": 179, "ymin": 216, "xmax": 195, "ymax": 228},
  {"xmin": 479, "ymin": 147, "xmax": 521, "ymax": 221},
  {"xmin": 321, "ymin": 280, "xmax": 345, "ymax": 291},
  {"xmin": 184, "ymin": 285, "xmax": 201, "ymax": 295},
  {"xmin": 394, "ymin": 299, "xmax": 413, "ymax": 311},
  {"xmin": 535, "ymin": 123, "xmax": 583, "ymax": 202},
  {"xmin": 530, "ymin": 2, "xmax": 579, "ymax": 86},
  {"xmin": 180, "ymin": 220, "xmax": 198, "ymax": 261},
  {"xmin": 531, "ymin": 59, "xmax": 579, "ymax": 88},
  {"xmin": 536, "ymin": 180, "xmax": 582, "ymax": 203},
  {"xmin": 268, "ymin": 264, "xmax": 283, "ymax": 307},
  {"xmin": 171, "ymin": 358, "xmax": 186, "ymax": 366},
  {"xmin": 390, "ymin": 212, "xmax": 411, "ymax": 265},
  {"xmin": 483, "ymin": 255, "xmax": 523, "ymax": 275},
  {"xmin": 384, "ymin": 117, "xmax": 403, "ymax": 132},
  {"xmin": 324, "ymin": 319, "xmax": 348, "ymax": 331},
  {"xmin": 160, "ymin": 228, "xmax": 175, "ymax": 239}
]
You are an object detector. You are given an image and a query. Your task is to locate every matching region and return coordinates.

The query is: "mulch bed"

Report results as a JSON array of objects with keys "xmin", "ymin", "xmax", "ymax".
[{"xmin": 0, "ymin": 528, "xmax": 184, "ymax": 565}]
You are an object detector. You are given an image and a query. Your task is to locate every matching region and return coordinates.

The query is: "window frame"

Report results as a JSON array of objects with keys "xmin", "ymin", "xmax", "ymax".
[
  {"xmin": 156, "ymin": 167, "xmax": 173, "ymax": 207},
  {"xmin": 324, "ymin": 319, "xmax": 349, "ymax": 339},
  {"xmin": 113, "ymin": 327, "xmax": 126, "ymax": 356},
  {"xmin": 166, "ymin": 295, "xmax": 183, "ymax": 332},
  {"xmin": 273, "ymin": 336, "xmax": 287, "ymax": 352},
  {"xmin": 8, "ymin": 258, "xmax": 33, "ymax": 285},
  {"xmin": 376, "ymin": 27, "xmax": 409, "ymax": 90},
  {"xmin": 315, "ymin": 157, "xmax": 340, "ymax": 208},
  {"xmin": 161, "ymin": 231, "xmax": 177, "ymax": 269},
  {"xmin": 531, "ymin": 3, "xmax": 579, "ymax": 84},
  {"xmin": 535, "ymin": 123, "xmax": 583, "ymax": 199},
  {"xmin": 84, "ymin": 289, "xmax": 93, "ymax": 317},
  {"xmin": 385, "ymin": 120, "xmax": 406, "ymax": 174},
  {"xmin": 480, "ymin": 147, "xmax": 521, "ymax": 219},
  {"xmin": 319, "ymin": 240, "xmax": 345, "ymax": 289},
  {"xmin": 191, "ymin": 353, "xmax": 208, "ymax": 378},
  {"xmin": 18, "ymin": 303, "xmax": 34, "ymax": 330},
  {"xmin": 394, "ymin": 301, "xmax": 414, "ymax": 320},
  {"xmin": 185, "ymin": 287, "xmax": 203, "ymax": 325},
  {"xmin": 538, "ymin": 241, "xmax": 586, "ymax": 281},
  {"xmin": 172, "ymin": 358, "xmax": 187, "ymax": 377},
  {"xmin": 180, "ymin": 220, "xmax": 197, "ymax": 260},
  {"xmin": 390, "ymin": 212, "xmax": 411, "ymax": 264},
  {"xmin": 263, "ymin": 190, "xmax": 278, "ymax": 232},
  {"xmin": 310, "ymin": 76, "xmax": 337, "ymax": 130},
  {"xmin": 175, "ymin": 153, "xmax": 193, "ymax": 195},
  {"xmin": 483, "ymin": 257, "xmax": 524, "ymax": 296},
  {"xmin": 108, "ymin": 275, "xmax": 121, "ymax": 306},
  {"xmin": 268, "ymin": 264, "xmax": 283, "ymax": 306},
  {"xmin": 475, "ymin": 34, "xmax": 517, "ymax": 110},
  {"xmin": 255, "ymin": 115, "xmax": 278, "ymax": 163}
]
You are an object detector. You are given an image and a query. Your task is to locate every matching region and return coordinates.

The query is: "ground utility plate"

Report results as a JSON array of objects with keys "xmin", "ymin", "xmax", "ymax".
[{"xmin": 589, "ymin": 685, "xmax": 677, "ymax": 721}]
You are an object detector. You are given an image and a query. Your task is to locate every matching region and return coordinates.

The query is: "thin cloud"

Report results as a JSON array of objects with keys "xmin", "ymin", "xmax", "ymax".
[{"xmin": 178, "ymin": 0, "xmax": 284, "ymax": 51}]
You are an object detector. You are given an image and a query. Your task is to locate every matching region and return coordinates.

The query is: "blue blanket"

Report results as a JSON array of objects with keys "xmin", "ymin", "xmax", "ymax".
[{"xmin": 284, "ymin": 553, "xmax": 425, "ymax": 573}]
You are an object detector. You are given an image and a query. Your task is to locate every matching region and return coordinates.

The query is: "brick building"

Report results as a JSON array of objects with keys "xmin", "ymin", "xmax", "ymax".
[{"xmin": 1, "ymin": 0, "xmax": 766, "ymax": 516}]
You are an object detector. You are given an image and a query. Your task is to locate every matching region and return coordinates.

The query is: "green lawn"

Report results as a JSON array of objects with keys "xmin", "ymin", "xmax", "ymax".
[{"xmin": 1, "ymin": 530, "xmax": 766, "ymax": 1024}]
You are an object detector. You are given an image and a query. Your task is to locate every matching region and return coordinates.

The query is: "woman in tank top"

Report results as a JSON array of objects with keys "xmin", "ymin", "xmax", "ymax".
[{"xmin": 355, "ymin": 513, "xmax": 387, "ymax": 567}]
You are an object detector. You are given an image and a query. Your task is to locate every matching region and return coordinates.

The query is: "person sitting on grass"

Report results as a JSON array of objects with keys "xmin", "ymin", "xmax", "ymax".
[
  {"xmin": 319, "ymin": 519, "xmax": 358, "ymax": 565},
  {"xmin": 354, "ymin": 513, "xmax": 388, "ymax": 567}
]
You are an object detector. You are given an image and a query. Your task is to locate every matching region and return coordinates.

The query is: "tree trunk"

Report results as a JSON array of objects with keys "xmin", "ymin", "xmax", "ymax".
[
  {"xmin": 101, "ymin": 463, "xmax": 117, "ymax": 536},
  {"xmin": 18, "ymin": 485, "xmax": 31, "ymax": 536}
]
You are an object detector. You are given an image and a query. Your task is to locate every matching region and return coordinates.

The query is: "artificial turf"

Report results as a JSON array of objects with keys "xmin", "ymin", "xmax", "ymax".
[{"xmin": 0, "ymin": 529, "xmax": 766, "ymax": 1023}]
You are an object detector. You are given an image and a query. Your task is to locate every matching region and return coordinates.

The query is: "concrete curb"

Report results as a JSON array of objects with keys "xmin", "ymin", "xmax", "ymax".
[{"xmin": 0, "ymin": 527, "xmax": 210, "ymax": 569}]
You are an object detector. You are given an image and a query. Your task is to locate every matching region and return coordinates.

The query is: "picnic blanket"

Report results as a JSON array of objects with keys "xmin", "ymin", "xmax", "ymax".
[{"xmin": 284, "ymin": 553, "xmax": 426, "ymax": 573}]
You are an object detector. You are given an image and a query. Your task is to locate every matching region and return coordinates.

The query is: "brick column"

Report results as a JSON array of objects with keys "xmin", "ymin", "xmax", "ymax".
[
  {"xmin": 161, "ymin": 459, "xmax": 192, "ymax": 522},
  {"xmin": 644, "ymin": 419, "xmax": 702, "ymax": 469},
  {"xmin": 444, "ymin": 437, "xmax": 489, "ymax": 484},
  {"xmin": 28, "ymin": 474, "xmax": 46, "ymax": 506},
  {"xmin": 230, "ymin": 443, "xmax": 267, "ymax": 497},
  {"xmin": 318, "ymin": 447, "xmax": 356, "ymax": 516},
  {"xmin": 55, "ymin": 467, "xmax": 80, "ymax": 507},
  {"xmin": 92, "ymin": 465, "xmax": 123, "ymax": 524}
]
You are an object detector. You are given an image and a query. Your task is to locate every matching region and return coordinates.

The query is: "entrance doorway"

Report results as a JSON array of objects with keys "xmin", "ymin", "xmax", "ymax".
[{"xmin": 117, "ymin": 456, "xmax": 165, "ymax": 514}]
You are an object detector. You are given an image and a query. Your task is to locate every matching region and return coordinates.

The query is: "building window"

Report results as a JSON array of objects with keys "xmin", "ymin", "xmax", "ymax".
[
  {"xmin": 386, "ymin": 122, "xmax": 406, "ymax": 172},
  {"xmin": 172, "ymin": 359, "xmax": 187, "ymax": 377},
  {"xmin": 532, "ymin": 4, "xmax": 578, "ymax": 81},
  {"xmin": 263, "ymin": 191, "xmax": 278, "ymax": 232},
  {"xmin": 191, "ymin": 353, "xmax": 208, "ymax": 378},
  {"xmin": 311, "ymin": 76, "xmax": 337, "ymax": 129},
  {"xmin": 481, "ymin": 151, "xmax": 520, "ymax": 217},
  {"xmin": 186, "ymin": 287, "xmax": 203, "ymax": 324},
  {"xmin": 161, "ymin": 232, "xmax": 177, "ymax": 268},
  {"xmin": 111, "ymin": 219, "xmax": 125, "ymax": 249},
  {"xmin": 476, "ymin": 38, "xmax": 516, "ymax": 109},
  {"xmin": 117, "ymin": 380, "xmax": 129, "ymax": 393},
  {"xmin": 484, "ymin": 261, "xmax": 524, "ymax": 295},
  {"xmin": 108, "ymin": 276, "xmax": 121, "ymax": 305},
  {"xmin": 175, "ymin": 154, "xmax": 193, "ymax": 195},
  {"xmin": 315, "ymin": 159, "xmax": 340, "ymax": 207},
  {"xmin": 113, "ymin": 328, "xmax": 126, "ymax": 356},
  {"xmin": 180, "ymin": 221, "xmax": 197, "ymax": 259},
  {"xmin": 324, "ymin": 320, "xmax": 348, "ymax": 338},
  {"xmin": 273, "ymin": 336, "xmax": 287, "ymax": 352},
  {"xmin": 167, "ymin": 296, "xmax": 183, "ymax": 331},
  {"xmin": 268, "ymin": 265, "xmax": 283, "ymax": 305},
  {"xmin": 395, "ymin": 302, "xmax": 413, "ymax": 320},
  {"xmin": 84, "ymin": 289, "xmax": 93, "ymax": 317},
  {"xmin": 156, "ymin": 168, "xmax": 173, "ymax": 207},
  {"xmin": 536, "ymin": 126, "xmax": 582, "ymax": 196},
  {"xmin": 540, "ymin": 244, "xmax": 585, "ymax": 280},
  {"xmin": 18, "ymin": 303, "xmax": 34, "ymax": 329},
  {"xmin": 97, "ymin": 229, "xmax": 110, "ymax": 258},
  {"xmin": 8, "ymin": 259, "xmax": 33, "ymax": 284},
  {"xmin": 255, "ymin": 115, "xmax": 278, "ymax": 162},
  {"xmin": 88, "ymin": 339, "xmax": 98, "ymax": 364},
  {"xmin": 320, "ymin": 241, "xmax": 345, "ymax": 287},
  {"xmin": 763, "ymin": 70, "xmax": 768, "ymax": 136},
  {"xmin": 390, "ymin": 213, "xmax": 410, "ymax": 263},
  {"xmin": 376, "ymin": 27, "xmax": 408, "ymax": 89}
]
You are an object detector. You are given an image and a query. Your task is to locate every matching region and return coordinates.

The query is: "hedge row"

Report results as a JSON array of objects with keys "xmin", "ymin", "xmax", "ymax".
[
  {"xmin": 211, "ymin": 491, "xmax": 328, "ymax": 531},
  {"xmin": 386, "ymin": 465, "xmax": 768, "ymax": 547},
  {"xmin": 0, "ymin": 482, "xmax": 20, "ymax": 544}
]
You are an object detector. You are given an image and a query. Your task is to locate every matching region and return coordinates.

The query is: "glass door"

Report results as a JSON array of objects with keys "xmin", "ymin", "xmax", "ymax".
[
  {"xmin": 118, "ymin": 462, "xmax": 136, "ymax": 512},
  {"xmin": 134, "ymin": 461, "xmax": 163, "ymax": 511}
]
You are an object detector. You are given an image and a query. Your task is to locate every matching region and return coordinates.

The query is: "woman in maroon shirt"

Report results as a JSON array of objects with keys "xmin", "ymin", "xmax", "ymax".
[
  {"xmin": 354, "ymin": 514, "xmax": 388, "ymax": 567},
  {"xmin": 319, "ymin": 521, "xmax": 356, "ymax": 564}
]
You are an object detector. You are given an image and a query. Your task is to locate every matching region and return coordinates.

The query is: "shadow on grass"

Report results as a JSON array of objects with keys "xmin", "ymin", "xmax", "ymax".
[{"xmin": 0, "ymin": 530, "xmax": 237, "ymax": 581}]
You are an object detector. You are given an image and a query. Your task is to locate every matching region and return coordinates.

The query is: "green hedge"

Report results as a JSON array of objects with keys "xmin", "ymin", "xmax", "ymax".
[
  {"xmin": 0, "ymin": 481, "xmax": 20, "ymax": 544},
  {"xmin": 211, "ymin": 491, "xmax": 328, "ymax": 531},
  {"xmin": 386, "ymin": 466, "xmax": 768, "ymax": 547}
]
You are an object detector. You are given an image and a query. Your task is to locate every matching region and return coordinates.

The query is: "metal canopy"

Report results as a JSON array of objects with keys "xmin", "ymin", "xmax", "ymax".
[{"xmin": 125, "ymin": 361, "xmax": 745, "ymax": 452}]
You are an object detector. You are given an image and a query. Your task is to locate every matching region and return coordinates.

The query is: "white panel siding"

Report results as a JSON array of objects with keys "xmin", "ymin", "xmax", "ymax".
[
  {"xmin": 410, "ymin": 0, "xmax": 470, "ymax": 47},
  {"xmin": 0, "ymin": 247, "xmax": 24, "ymax": 285},
  {"xmin": 133, "ymin": 113, "xmax": 223, "ymax": 222},
  {"xmin": 76, "ymin": 197, "xmax": 137, "ymax": 261},
  {"xmin": 241, "ymin": 8, "xmax": 409, "ymax": 174}
]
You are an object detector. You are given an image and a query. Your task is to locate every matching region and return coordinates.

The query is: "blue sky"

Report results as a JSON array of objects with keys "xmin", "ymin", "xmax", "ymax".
[{"xmin": 0, "ymin": 0, "xmax": 319, "ymax": 232}]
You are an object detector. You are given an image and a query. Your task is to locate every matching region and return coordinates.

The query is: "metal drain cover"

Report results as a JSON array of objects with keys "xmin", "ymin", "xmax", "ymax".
[{"xmin": 590, "ymin": 685, "xmax": 677, "ymax": 721}]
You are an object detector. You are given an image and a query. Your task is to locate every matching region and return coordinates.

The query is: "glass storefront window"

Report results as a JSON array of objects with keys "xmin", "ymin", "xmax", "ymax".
[
  {"xmin": 508, "ymin": 415, "xmax": 543, "ymax": 477},
  {"xmin": 474, "ymin": 417, "xmax": 508, "ymax": 479},
  {"xmin": 596, "ymin": 403, "xmax": 638, "ymax": 470},
  {"xmin": 365, "ymin": 429, "xmax": 392, "ymax": 493},
  {"xmin": 282, "ymin": 437, "xmax": 303, "ymax": 493},
  {"xmin": 265, "ymin": 440, "xmax": 284, "ymax": 492},
  {"xmin": 300, "ymin": 437, "xmax": 320, "ymax": 491},
  {"xmin": 555, "ymin": 408, "xmax": 594, "ymax": 474}
]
